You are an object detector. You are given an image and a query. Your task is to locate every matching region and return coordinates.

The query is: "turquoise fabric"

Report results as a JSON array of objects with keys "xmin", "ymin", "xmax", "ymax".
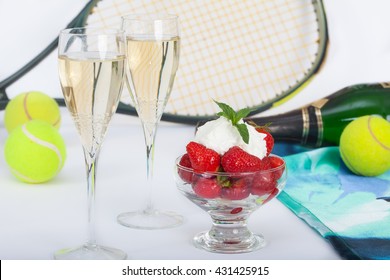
[{"xmin": 278, "ymin": 147, "xmax": 390, "ymax": 260}]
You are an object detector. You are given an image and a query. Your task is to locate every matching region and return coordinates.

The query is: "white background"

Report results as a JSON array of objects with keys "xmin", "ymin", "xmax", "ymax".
[{"xmin": 0, "ymin": 0, "xmax": 389, "ymax": 261}]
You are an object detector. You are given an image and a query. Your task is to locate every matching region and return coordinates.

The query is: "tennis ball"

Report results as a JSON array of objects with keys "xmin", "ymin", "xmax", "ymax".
[
  {"xmin": 4, "ymin": 91, "xmax": 61, "ymax": 133},
  {"xmin": 4, "ymin": 120, "xmax": 67, "ymax": 183},
  {"xmin": 339, "ymin": 115, "xmax": 390, "ymax": 177}
]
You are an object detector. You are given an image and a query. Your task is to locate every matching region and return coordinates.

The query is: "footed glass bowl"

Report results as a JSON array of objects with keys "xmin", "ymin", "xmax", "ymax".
[{"xmin": 174, "ymin": 154, "xmax": 287, "ymax": 254}]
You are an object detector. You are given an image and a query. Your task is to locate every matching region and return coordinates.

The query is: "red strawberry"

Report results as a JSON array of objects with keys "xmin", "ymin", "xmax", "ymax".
[
  {"xmin": 255, "ymin": 126, "xmax": 274, "ymax": 156},
  {"xmin": 186, "ymin": 141, "xmax": 220, "ymax": 172},
  {"xmin": 178, "ymin": 154, "xmax": 193, "ymax": 183},
  {"xmin": 269, "ymin": 155, "xmax": 285, "ymax": 180},
  {"xmin": 230, "ymin": 207, "xmax": 243, "ymax": 214},
  {"xmin": 221, "ymin": 178, "xmax": 251, "ymax": 200},
  {"xmin": 260, "ymin": 156, "xmax": 272, "ymax": 169},
  {"xmin": 250, "ymin": 170, "xmax": 277, "ymax": 196},
  {"xmin": 247, "ymin": 121, "xmax": 274, "ymax": 156},
  {"xmin": 221, "ymin": 146, "xmax": 263, "ymax": 172},
  {"xmin": 192, "ymin": 177, "xmax": 222, "ymax": 199}
]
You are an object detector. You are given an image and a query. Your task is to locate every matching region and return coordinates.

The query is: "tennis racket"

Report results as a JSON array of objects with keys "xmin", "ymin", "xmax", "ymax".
[{"xmin": 0, "ymin": 0, "xmax": 328, "ymax": 124}]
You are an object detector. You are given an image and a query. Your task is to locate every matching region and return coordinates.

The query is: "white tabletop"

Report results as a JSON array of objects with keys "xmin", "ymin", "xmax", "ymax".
[
  {"xmin": 2, "ymin": 0, "xmax": 390, "ymax": 260},
  {"xmin": 0, "ymin": 110, "xmax": 341, "ymax": 260}
]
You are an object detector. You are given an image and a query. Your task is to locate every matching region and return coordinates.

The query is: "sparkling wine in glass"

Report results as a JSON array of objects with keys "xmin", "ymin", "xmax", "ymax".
[
  {"xmin": 55, "ymin": 27, "xmax": 127, "ymax": 259},
  {"xmin": 117, "ymin": 14, "xmax": 183, "ymax": 229}
]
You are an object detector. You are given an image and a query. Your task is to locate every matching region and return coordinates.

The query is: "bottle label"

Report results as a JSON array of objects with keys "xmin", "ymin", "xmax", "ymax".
[
  {"xmin": 301, "ymin": 105, "xmax": 324, "ymax": 147},
  {"xmin": 380, "ymin": 82, "xmax": 390, "ymax": 88},
  {"xmin": 310, "ymin": 98, "xmax": 329, "ymax": 109}
]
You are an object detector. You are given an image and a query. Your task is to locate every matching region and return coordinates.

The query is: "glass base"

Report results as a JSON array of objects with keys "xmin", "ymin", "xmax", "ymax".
[
  {"xmin": 117, "ymin": 209, "xmax": 184, "ymax": 230},
  {"xmin": 193, "ymin": 231, "xmax": 266, "ymax": 254},
  {"xmin": 53, "ymin": 243, "xmax": 127, "ymax": 260}
]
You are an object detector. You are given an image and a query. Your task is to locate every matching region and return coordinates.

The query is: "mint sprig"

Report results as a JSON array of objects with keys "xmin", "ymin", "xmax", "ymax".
[{"xmin": 214, "ymin": 100, "xmax": 253, "ymax": 144}]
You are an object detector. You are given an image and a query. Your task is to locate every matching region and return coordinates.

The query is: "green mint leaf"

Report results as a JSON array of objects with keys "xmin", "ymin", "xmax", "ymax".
[
  {"xmin": 235, "ymin": 107, "xmax": 253, "ymax": 122},
  {"xmin": 235, "ymin": 123, "xmax": 249, "ymax": 144},
  {"xmin": 214, "ymin": 100, "xmax": 236, "ymax": 123},
  {"xmin": 214, "ymin": 100, "xmax": 255, "ymax": 143},
  {"xmin": 216, "ymin": 111, "xmax": 227, "ymax": 118}
]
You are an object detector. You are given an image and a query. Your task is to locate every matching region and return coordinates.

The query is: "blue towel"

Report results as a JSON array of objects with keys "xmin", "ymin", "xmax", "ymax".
[{"xmin": 277, "ymin": 147, "xmax": 390, "ymax": 260}]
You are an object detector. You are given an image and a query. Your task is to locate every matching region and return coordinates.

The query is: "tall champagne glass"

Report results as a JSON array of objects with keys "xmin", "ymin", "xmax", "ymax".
[
  {"xmin": 117, "ymin": 14, "xmax": 183, "ymax": 229},
  {"xmin": 55, "ymin": 27, "xmax": 127, "ymax": 259}
]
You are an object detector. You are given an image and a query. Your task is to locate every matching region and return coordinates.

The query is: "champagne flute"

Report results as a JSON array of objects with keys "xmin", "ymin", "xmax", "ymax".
[
  {"xmin": 55, "ymin": 27, "xmax": 127, "ymax": 259},
  {"xmin": 117, "ymin": 14, "xmax": 183, "ymax": 229}
]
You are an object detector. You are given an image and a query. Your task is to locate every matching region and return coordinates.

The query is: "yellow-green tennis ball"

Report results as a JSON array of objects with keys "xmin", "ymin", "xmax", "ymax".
[
  {"xmin": 4, "ymin": 120, "xmax": 67, "ymax": 183},
  {"xmin": 4, "ymin": 91, "xmax": 61, "ymax": 133},
  {"xmin": 339, "ymin": 115, "xmax": 390, "ymax": 177}
]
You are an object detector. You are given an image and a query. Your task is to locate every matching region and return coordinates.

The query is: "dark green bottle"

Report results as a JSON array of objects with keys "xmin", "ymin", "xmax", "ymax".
[{"xmin": 249, "ymin": 82, "xmax": 390, "ymax": 147}]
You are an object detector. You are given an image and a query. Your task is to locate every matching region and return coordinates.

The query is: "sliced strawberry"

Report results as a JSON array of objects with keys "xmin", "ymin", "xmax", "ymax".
[
  {"xmin": 221, "ymin": 178, "xmax": 250, "ymax": 200},
  {"xmin": 192, "ymin": 177, "xmax": 222, "ymax": 199},
  {"xmin": 247, "ymin": 121, "xmax": 274, "ymax": 156},
  {"xmin": 268, "ymin": 156, "xmax": 285, "ymax": 180},
  {"xmin": 251, "ymin": 170, "xmax": 277, "ymax": 196},
  {"xmin": 178, "ymin": 154, "xmax": 193, "ymax": 183},
  {"xmin": 186, "ymin": 141, "xmax": 220, "ymax": 172},
  {"xmin": 221, "ymin": 146, "xmax": 264, "ymax": 172},
  {"xmin": 255, "ymin": 127, "xmax": 274, "ymax": 156}
]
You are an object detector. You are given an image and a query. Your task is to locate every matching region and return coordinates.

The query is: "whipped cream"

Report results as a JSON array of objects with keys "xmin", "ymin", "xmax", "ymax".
[{"xmin": 195, "ymin": 117, "xmax": 267, "ymax": 159}]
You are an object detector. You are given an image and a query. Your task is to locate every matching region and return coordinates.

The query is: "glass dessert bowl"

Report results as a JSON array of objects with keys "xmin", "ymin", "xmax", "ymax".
[{"xmin": 174, "ymin": 154, "xmax": 287, "ymax": 254}]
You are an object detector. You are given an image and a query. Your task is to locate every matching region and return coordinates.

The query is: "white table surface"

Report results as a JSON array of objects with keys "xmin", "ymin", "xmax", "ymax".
[
  {"xmin": 1, "ymin": 0, "xmax": 390, "ymax": 260},
  {"xmin": 0, "ymin": 109, "xmax": 341, "ymax": 260}
]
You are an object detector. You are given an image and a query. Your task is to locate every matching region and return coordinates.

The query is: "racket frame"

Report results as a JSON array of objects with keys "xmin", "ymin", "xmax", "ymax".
[{"xmin": 0, "ymin": 0, "xmax": 328, "ymax": 124}]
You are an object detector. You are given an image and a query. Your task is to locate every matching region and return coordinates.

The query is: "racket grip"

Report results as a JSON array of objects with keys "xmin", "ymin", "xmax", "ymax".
[{"xmin": 248, "ymin": 82, "xmax": 390, "ymax": 147}]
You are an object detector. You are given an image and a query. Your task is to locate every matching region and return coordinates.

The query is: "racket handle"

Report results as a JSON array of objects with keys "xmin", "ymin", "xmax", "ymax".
[{"xmin": 248, "ymin": 82, "xmax": 390, "ymax": 147}]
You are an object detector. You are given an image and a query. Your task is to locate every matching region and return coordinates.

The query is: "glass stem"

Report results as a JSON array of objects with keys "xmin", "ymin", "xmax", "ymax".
[
  {"xmin": 145, "ymin": 143, "xmax": 154, "ymax": 214},
  {"xmin": 84, "ymin": 148, "xmax": 99, "ymax": 247},
  {"xmin": 142, "ymin": 123, "xmax": 158, "ymax": 215},
  {"xmin": 209, "ymin": 216, "xmax": 252, "ymax": 244}
]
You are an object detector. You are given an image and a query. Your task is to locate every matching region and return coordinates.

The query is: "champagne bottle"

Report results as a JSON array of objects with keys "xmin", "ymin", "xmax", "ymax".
[{"xmin": 248, "ymin": 82, "xmax": 390, "ymax": 147}]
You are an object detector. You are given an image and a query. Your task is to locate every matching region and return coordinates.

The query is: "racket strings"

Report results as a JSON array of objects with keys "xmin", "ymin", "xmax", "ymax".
[{"xmin": 87, "ymin": 0, "xmax": 324, "ymax": 117}]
